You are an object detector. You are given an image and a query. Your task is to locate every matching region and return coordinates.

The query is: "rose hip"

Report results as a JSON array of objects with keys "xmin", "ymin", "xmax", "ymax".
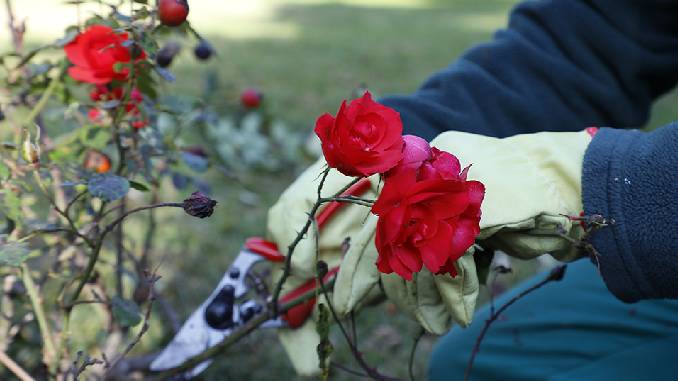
[{"xmin": 158, "ymin": 0, "xmax": 189, "ymax": 27}]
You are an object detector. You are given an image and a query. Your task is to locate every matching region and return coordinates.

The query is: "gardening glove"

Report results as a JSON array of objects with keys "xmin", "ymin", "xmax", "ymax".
[
  {"xmin": 268, "ymin": 129, "xmax": 593, "ymax": 375},
  {"xmin": 267, "ymin": 159, "xmax": 380, "ymax": 376},
  {"xmin": 335, "ymin": 129, "xmax": 594, "ymax": 324},
  {"xmin": 267, "ymin": 157, "xmax": 475, "ymax": 375}
]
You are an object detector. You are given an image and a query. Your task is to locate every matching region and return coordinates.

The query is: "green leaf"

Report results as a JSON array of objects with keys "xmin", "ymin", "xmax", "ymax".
[
  {"xmin": 79, "ymin": 126, "xmax": 111, "ymax": 150},
  {"xmin": 129, "ymin": 180, "xmax": 150, "ymax": 192},
  {"xmin": 0, "ymin": 242, "xmax": 31, "ymax": 267},
  {"xmin": 0, "ymin": 161, "xmax": 9, "ymax": 180},
  {"xmin": 55, "ymin": 29, "xmax": 78, "ymax": 47},
  {"xmin": 111, "ymin": 297, "xmax": 142, "ymax": 327},
  {"xmin": 87, "ymin": 174, "xmax": 129, "ymax": 201},
  {"xmin": 1, "ymin": 189, "xmax": 22, "ymax": 222}
]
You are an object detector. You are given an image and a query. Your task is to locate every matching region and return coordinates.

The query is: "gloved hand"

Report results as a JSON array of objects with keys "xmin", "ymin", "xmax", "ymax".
[
  {"xmin": 335, "ymin": 128, "xmax": 594, "ymax": 318},
  {"xmin": 268, "ymin": 129, "xmax": 594, "ymax": 375}
]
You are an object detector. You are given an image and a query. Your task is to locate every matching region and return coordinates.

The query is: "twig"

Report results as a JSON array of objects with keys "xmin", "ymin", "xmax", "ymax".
[
  {"xmin": 64, "ymin": 190, "xmax": 88, "ymax": 217},
  {"xmin": 331, "ymin": 361, "xmax": 370, "ymax": 378},
  {"xmin": 320, "ymin": 196, "xmax": 375, "ymax": 208},
  {"xmin": 463, "ymin": 265, "xmax": 567, "ymax": 381},
  {"xmin": 270, "ymin": 171, "xmax": 364, "ymax": 316},
  {"xmin": 32, "ymin": 171, "xmax": 94, "ymax": 247},
  {"xmin": 115, "ymin": 200, "xmax": 126, "ymax": 297},
  {"xmin": 4, "ymin": 0, "xmax": 24, "ymax": 53},
  {"xmin": 67, "ymin": 202, "xmax": 183, "ymax": 308},
  {"xmin": 106, "ymin": 271, "xmax": 160, "ymax": 373},
  {"xmin": 270, "ymin": 167, "xmax": 331, "ymax": 316},
  {"xmin": 22, "ymin": 73, "xmax": 59, "ymax": 128},
  {"xmin": 21, "ymin": 263, "xmax": 58, "ymax": 370},
  {"xmin": 0, "ymin": 350, "xmax": 34, "ymax": 381},
  {"xmin": 317, "ymin": 275, "xmax": 401, "ymax": 381},
  {"xmin": 102, "ymin": 202, "xmax": 183, "ymax": 239}
]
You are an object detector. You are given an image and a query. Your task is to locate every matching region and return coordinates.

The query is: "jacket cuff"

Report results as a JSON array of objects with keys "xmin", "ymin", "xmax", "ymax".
[{"xmin": 582, "ymin": 128, "xmax": 654, "ymax": 302}]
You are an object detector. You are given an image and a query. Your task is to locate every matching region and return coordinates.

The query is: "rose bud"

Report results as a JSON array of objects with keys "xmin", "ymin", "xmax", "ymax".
[
  {"xmin": 240, "ymin": 88, "xmax": 263, "ymax": 109},
  {"xmin": 156, "ymin": 41, "xmax": 182, "ymax": 68},
  {"xmin": 194, "ymin": 39, "xmax": 214, "ymax": 61},
  {"xmin": 183, "ymin": 191, "xmax": 217, "ymax": 218},
  {"xmin": 21, "ymin": 132, "xmax": 40, "ymax": 164},
  {"xmin": 83, "ymin": 150, "xmax": 112, "ymax": 173},
  {"xmin": 158, "ymin": 0, "xmax": 189, "ymax": 27}
]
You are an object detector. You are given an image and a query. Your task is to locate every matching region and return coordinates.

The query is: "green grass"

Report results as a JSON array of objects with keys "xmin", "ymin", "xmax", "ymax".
[{"xmin": 3, "ymin": 0, "xmax": 678, "ymax": 379}]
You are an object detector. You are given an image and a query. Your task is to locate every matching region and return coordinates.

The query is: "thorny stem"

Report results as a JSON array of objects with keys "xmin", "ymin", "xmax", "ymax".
[
  {"xmin": 32, "ymin": 171, "xmax": 94, "ymax": 247},
  {"xmin": 115, "ymin": 201, "xmax": 126, "ymax": 297},
  {"xmin": 66, "ymin": 202, "xmax": 183, "ymax": 308},
  {"xmin": 270, "ymin": 172, "xmax": 364, "ymax": 316},
  {"xmin": 106, "ymin": 271, "xmax": 159, "ymax": 374},
  {"xmin": 317, "ymin": 274, "xmax": 402, "ymax": 381},
  {"xmin": 463, "ymin": 265, "xmax": 567, "ymax": 381},
  {"xmin": 331, "ymin": 361, "xmax": 369, "ymax": 378},
  {"xmin": 270, "ymin": 167, "xmax": 331, "ymax": 316},
  {"xmin": 22, "ymin": 72, "xmax": 59, "ymax": 128},
  {"xmin": 64, "ymin": 190, "xmax": 88, "ymax": 216},
  {"xmin": 4, "ymin": 0, "xmax": 24, "ymax": 53},
  {"xmin": 320, "ymin": 196, "xmax": 375, "ymax": 208}
]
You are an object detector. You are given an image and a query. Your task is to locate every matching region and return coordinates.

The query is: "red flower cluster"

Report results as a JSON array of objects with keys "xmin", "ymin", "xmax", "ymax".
[
  {"xmin": 88, "ymin": 85, "xmax": 147, "ymax": 128},
  {"xmin": 65, "ymin": 25, "xmax": 145, "ymax": 85},
  {"xmin": 315, "ymin": 95, "xmax": 485, "ymax": 281},
  {"xmin": 315, "ymin": 92, "xmax": 404, "ymax": 177},
  {"xmin": 372, "ymin": 136, "xmax": 484, "ymax": 280}
]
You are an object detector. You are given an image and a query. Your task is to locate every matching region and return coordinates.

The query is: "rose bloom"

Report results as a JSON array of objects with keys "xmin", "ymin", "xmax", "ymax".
[
  {"xmin": 65, "ymin": 25, "xmax": 145, "ymax": 85},
  {"xmin": 315, "ymin": 91, "xmax": 404, "ymax": 177},
  {"xmin": 371, "ymin": 135, "xmax": 485, "ymax": 280}
]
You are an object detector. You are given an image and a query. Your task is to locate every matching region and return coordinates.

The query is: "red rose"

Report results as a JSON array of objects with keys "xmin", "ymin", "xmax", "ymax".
[
  {"xmin": 315, "ymin": 91, "xmax": 404, "ymax": 177},
  {"xmin": 372, "ymin": 136, "xmax": 485, "ymax": 280},
  {"xmin": 65, "ymin": 25, "xmax": 145, "ymax": 85}
]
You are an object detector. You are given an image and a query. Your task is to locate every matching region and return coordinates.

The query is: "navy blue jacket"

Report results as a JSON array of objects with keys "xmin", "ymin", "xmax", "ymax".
[{"xmin": 380, "ymin": 0, "xmax": 678, "ymax": 302}]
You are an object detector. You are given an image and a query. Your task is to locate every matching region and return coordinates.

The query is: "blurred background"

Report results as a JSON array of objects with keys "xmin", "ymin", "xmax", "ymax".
[{"xmin": 2, "ymin": 0, "xmax": 678, "ymax": 380}]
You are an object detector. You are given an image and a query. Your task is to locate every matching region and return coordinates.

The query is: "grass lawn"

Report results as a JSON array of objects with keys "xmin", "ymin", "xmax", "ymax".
[{"xmin": 3, "ymin": 0, "xmax": 678, "ymax": 380}]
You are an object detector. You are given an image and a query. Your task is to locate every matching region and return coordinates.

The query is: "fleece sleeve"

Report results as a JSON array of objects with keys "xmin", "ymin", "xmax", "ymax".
[
  {"xmin": 582, "ymin": 123, "xmax": 678, "ymax": 303},
  {"xmin": 380, "ymin": 0, "xmax": 678, "ymax": 140}
]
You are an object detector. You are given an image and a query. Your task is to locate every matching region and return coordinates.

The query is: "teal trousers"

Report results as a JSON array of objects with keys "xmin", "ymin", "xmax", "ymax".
[{"xmin": 429, "ymin": 259, "xmax": 678, "ymax": 380}]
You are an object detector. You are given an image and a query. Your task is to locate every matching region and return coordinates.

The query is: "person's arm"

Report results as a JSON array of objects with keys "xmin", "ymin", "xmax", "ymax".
[
  {"xmin": 583, "ymin": 123, "xmax": 678, "ymax": 302},
  {"xmin": 380, "ymin": 0, "xmax": 678, "ymax": 140}
]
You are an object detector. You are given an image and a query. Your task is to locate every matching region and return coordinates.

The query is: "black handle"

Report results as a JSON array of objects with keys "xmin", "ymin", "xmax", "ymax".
[{"xmin": 204, "ymin": 285, "xmax": 235, "ymax": 330}]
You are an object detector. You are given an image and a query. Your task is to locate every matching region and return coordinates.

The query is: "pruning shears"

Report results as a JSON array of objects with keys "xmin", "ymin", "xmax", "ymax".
[{"xmin": 150, "ymin": 178, "xmax": 372, "ymax": 378}]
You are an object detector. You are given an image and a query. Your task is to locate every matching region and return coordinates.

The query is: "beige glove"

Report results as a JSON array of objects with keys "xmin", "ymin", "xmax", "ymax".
[{"xmin": 268, "ymin": 129, "xmax": 593, "ymax": 375}]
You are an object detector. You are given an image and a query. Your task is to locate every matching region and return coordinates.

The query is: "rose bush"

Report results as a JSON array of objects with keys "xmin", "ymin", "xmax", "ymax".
[{"xmin": 315, "ymin": 91, "xmax": 404, "ymax": 177}]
